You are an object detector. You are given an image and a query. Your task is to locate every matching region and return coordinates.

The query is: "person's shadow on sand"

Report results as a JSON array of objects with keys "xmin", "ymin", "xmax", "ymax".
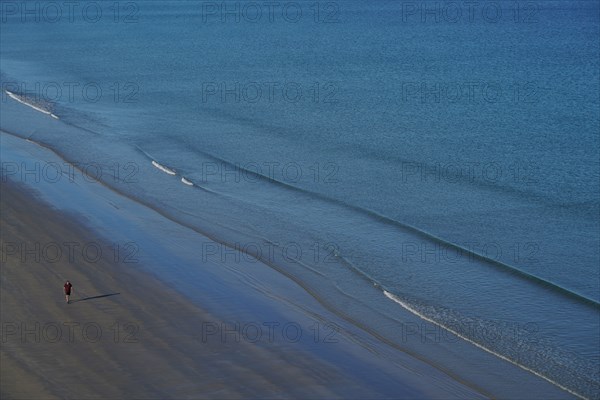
[{"xmin": 72, "ymin": 293, "xmax": 120, "ymax": 303}]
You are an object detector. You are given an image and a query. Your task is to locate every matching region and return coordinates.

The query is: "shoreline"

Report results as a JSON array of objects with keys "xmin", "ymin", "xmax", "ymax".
[
  {"xmin": 0, "ymin": 114, "xmax": 577, "ymax": 399},
  {"xmin": 1, "ymin": 132, "xmax": 487, "ymax": 399},
  {"xmin": 5, "ymin": 180, "xmax": 463, "ymax": 399},
  {"xmin": 1, "ymin": 179, "xmax": 361, "ymax": 399}
]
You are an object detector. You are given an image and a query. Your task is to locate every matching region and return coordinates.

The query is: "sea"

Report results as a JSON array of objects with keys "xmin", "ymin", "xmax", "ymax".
[{"xmin": 1, "ymin": 1, "xmax": 598, "ymax": 398}]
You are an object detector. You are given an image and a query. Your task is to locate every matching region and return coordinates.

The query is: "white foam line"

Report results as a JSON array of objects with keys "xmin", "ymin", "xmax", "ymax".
[
  {"xmin": 181, "ymin": 177, "xmax": 194, "ymax": 186},
  {"xmin": 5, "ymin": 90, "xmax": 59, "ymax": 119},
  {"xmin": 383, "ymin": 290, "xmax": 587, "ymax": 400},
  {"xmin": 151, "ymin": 160, "xmax": 176, "ymax": 176}
]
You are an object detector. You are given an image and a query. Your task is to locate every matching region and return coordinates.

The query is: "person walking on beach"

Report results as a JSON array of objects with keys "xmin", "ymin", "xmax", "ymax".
[{"xmin": 64, "ymin": 280, "xmax": 73, "ymax": 304}]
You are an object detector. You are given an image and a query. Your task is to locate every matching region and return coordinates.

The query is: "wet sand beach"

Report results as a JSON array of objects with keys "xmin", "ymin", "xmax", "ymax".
[{"xmin": 0, "ymin": 180, "xmax": 375, "ymax": 399}]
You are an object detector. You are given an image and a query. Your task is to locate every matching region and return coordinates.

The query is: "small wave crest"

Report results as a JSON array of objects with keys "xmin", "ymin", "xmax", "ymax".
[
  {"xmin": 383, "ymin": 290, "xmax": 588, "ymax": 399},
  {"xmin": 151, "ymin": 160, "xmax": 176, "ymax": 176},
  {"xmin": 5, "ymin": 90, "xmax": 59, "ymax": 119}
]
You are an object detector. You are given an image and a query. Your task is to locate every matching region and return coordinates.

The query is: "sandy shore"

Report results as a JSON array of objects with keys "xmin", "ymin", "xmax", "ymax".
[{"xmin": 1, "ymin": 179, "xmax": 373, "ymax": 399}]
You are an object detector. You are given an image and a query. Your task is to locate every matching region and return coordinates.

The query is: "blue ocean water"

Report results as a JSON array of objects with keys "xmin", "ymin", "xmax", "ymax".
[{"xmin": 1, "ymin": 1, "xmax": 598, "ymax": 397}]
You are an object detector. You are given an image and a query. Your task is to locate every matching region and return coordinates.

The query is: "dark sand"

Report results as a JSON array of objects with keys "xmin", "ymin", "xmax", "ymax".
[{"xmin": 0, "ymin": 179, "xmax": 378, "ymax": 399}]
